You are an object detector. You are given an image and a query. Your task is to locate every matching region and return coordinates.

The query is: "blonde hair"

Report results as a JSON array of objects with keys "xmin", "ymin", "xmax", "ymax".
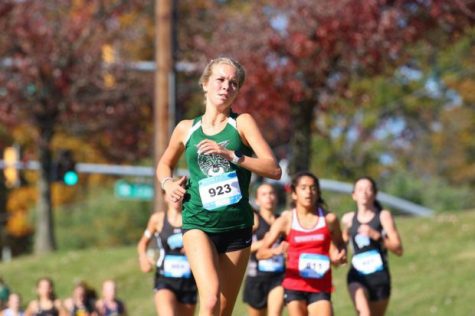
[{"xmin": 199, "ymin": 57, "xmax": 246, "ymax": 90}]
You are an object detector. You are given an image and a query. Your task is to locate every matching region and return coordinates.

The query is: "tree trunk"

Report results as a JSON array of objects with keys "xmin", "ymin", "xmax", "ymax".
[
  {"xmin": 289, "ymin": 101, "xmax": 314, "ymax": 176},
  {"xmin": 34, "ymin": 122, "xmax": 56, "ymax": 254}
]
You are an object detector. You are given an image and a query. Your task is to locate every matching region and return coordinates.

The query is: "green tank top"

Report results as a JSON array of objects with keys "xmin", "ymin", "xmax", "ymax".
[{"xmin": 182, "ymin": 112, "xmax": 253, "ymax": 233}]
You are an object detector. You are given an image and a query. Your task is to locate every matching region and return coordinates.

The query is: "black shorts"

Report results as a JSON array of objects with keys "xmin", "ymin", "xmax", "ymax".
[
  {"xmin": 243, "ymin": 273, "xmax": 284, "ymax": 309},
  {"xmin": 154, "ymin": 275, "xmax": 197, "ymax": 305},
  {"xmin": 347, "ymin": 267, "xmax": 391, "ymax": 301},
  {"xmin": 184, "ymin": 227, "xmax": 252, "ymax": 254},
  {"xmin": 284, "ymin": 289, "xmax": 331, "ymax": 305}
]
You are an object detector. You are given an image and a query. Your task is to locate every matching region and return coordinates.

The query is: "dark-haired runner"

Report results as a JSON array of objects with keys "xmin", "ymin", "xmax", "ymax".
[
  {"xmin": 257, "ymin": 172, "xmax": 346, "ymax": 316},
  {"xmin": 341, "ymin": 176, "xmax": 403, "ymax": 316},
  {"xmin": 137, "ymin": 195, "xmax": 196, "ymax": 316},
  {"xmin": 243, "ymin": 183, "xmax": 285, "ymax": 316}
]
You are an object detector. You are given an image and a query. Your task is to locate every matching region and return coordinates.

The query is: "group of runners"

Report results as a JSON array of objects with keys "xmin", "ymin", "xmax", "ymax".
[{"xmin": 137, "ymin": 57, "xmax": 404, "ymax": 316}]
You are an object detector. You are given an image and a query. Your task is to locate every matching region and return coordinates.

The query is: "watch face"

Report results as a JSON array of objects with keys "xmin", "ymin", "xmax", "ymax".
[{"xmin": 232, "ymin": 150, "xmax": 244, "ymax": 164}]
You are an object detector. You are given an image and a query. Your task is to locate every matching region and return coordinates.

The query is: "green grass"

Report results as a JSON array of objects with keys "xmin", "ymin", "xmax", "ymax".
[{"xmin": 2, "ymin": 210, "xmax": 475, "ymax": 315}]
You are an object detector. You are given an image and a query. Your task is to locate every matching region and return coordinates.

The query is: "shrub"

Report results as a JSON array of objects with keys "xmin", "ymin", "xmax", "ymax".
[
  {"xmin": 381, "ymin": 170, "xmax": 475, "ymax": 212},
  {"xmin": 56, "ymin": 185, "xmax": 151, "ymax": 250}
]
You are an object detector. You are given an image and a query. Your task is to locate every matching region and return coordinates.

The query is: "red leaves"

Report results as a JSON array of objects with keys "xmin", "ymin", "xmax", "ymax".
[
  {"xmin": 287, "ymin": 32, "xmax": 318, "ymax": 59},
  {"xmin": 0, "ymin": 1, "xmax": 152, "ymax": 163},
  {"xmin": 190, "ymin": 0, "xmax": 475, "ymax": 157}
]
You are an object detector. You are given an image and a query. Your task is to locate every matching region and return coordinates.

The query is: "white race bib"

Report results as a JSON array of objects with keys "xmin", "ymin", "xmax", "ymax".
[
  {"xmin": 258, "ymin": 255, "xmax": 285, "ymax": 272},
  {"xmin": 198, "ymin": 171, "xmax": 242, "ymax": 210},
  {"xmin": 352, "ymin": 250, "xmax": 384, "ymax": 275},
  {"xmin": 298, "ymin": 253, "xmax": 330, "ymax": 279},
  {"xmin": 163, "ymin": 255, "xmax": 191, "ymax": 278}
]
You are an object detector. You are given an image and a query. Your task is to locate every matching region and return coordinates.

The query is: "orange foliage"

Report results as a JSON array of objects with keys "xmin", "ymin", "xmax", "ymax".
[
  {"xmin": 6, "ymin": 183, "xmax": 80, "ymax": 237},
  {"xmin": 6, "ymin": 187, "xmax": 35, "ymax": 237},
  {"xmin": 6, "ymin": 208, "xmax": 32, "ymax": 237}
]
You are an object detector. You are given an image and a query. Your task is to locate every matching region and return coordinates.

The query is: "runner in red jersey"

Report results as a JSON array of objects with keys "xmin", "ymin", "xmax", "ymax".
[{"xmin": 257, "ymin": 172, "xmax": 347, "ymax": 316}]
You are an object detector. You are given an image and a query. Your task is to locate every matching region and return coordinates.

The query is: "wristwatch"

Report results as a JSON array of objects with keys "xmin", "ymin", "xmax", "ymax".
[{"xmin": 231, "ymin": 150, "xmax": 244, "ymax": 165}]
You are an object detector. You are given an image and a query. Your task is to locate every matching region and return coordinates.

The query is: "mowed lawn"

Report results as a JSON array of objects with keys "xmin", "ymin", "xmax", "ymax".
[{"xmin": 1, "ymin": 210, "xmax": 474, "ymax": 315}]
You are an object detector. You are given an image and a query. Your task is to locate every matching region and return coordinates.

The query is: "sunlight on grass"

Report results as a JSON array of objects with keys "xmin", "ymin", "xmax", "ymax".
[{"xmin": 2, "ymin": 210, "xmax": 475, "ymax": 315}]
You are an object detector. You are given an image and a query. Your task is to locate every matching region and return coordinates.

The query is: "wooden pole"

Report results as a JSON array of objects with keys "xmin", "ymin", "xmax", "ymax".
[{"xmin": 154, "ymin": 0, "xmax": 173, "ymax": 212}]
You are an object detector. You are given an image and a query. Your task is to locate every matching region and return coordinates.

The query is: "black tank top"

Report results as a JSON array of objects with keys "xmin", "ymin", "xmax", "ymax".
[
  {"xmin": 349, "ymin": 211, "xmax": 388, "ymax": 274},
  {"xmin": 155, "ymin": 212, "xmax": 191, "ymax": 279},
  {"xmin": 102, "ymin": 299, "xmax": 125, "ymax": 316},
  {"xmin": 156, "ymin": 212, "xmax": 184, "ymax": 256},
  {"xmin": 247, "ymin": 211, "xmax": 285, "ymax": 277},
  {"xmin": 36, "ymin": 304, "xmax": 59, "ymax": 316}
]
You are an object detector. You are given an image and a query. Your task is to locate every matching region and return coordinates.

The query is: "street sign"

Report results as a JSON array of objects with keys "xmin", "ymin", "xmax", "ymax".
[{"xmin": 114, "ymin": 180, "xmax": 154, "ymax": 200}]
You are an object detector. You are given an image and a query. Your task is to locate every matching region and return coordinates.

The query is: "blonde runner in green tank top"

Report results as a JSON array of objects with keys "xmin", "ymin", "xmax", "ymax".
[{"xmin": 183, "ymin": 112, "xmax": 253, "ymax": 233}]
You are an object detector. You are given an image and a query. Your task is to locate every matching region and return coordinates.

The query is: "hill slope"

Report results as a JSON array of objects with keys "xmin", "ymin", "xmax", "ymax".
[{"xmin": 2, "ymin": 210, "xmax": 475, "ymax": 315}]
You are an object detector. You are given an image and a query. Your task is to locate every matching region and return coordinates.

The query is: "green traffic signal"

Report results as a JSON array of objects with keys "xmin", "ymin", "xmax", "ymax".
[{"xmin": 63, "ymin": 170, "xmax": 79, "ymax": 186}]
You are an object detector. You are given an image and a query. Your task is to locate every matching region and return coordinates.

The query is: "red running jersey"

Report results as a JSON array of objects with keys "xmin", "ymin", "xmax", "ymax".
[{"xmin": 282, "ymin": 208, "xmax": 333, "ymax": 293}]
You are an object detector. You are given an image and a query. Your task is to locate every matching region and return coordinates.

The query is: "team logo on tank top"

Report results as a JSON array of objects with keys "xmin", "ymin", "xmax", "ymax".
[
  {"xmin": 197, "ymin": 140, "xmax": 231, "ymax": 176},
  {"xmin": 167, "ymin": 233, "xmax": 183, "ymax": 249},
  {"xmin": 355, "ymin": 234, "xmax": 371, "ymax": 248}
]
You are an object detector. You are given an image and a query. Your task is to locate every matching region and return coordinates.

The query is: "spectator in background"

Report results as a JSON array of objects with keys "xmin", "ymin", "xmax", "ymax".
[
  {"xmin": 95, "ymin": 280, "xmax": 126, "ymax": 316},
  {"xmin": 64, "ymin": 281, "xmax": 97, "ymax": 316},
  {"xmin": 1, "ymin": 292, "xmax": 24, "ymax": 316},
  {"xmin": 24, "ymin": 277, "xmax": 66, "ymax": 316},
  {"xmin": 243, "ymin": 183, "xmax": 285, "ymax": 316},
  {"xmin": 341, "ymin": 176, "xmax": 403, "ymax": 316},
  {"xmin": 0, "ymin": 278, "xmax": 10, "ymax": 310}
]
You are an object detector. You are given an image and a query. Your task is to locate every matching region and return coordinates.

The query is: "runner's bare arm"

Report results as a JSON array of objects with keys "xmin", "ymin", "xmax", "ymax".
[
  {"xmin": 237, "ymin": 114, "xmax": 281, "ymax": 179},
  {"xmin": 137, "ymin": 212, "xmax": 164, "ymax": 272},
  {"xmin": 156, "ymin": 120, "xmax": 193, "ymax": 200},
  {"xmin": 249, "ymin": 213, "xmax": 261, "ymax": 253},
  {"xmin": 327, "ymin": 213, "xmax": 347, "ymax": 265},
  {"xmin": 380, "ymin": 210, "xmax": 403, "ymax": 256},
  {"xmin": 341, "ymin": 212, "xmax": 354, "ymax": 244},
  {"xmin": 256, "ymin": 211, "xmax": 290, "ymax": 260}
]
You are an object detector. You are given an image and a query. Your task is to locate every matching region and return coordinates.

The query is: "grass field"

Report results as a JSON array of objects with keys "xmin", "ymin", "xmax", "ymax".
[{"xmin": 1, "ymin": 210, "xmax": 475, "ymax": 315}]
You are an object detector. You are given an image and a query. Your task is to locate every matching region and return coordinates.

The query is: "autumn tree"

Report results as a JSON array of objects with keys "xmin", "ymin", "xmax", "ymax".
[
  {"xmin": 318, "ymin": 25, "xmax": 475, "ymax": 187},
  {"xmin": 0, "ymin": 0, "xmax": 150, "ymax": 254},
  {"xmin": 430, "ymin": 28, "xmax": 475, "ymax": 186},
  {"xmin": 191, "ymin": 0, "xmax": 475, "ymax": 175}
]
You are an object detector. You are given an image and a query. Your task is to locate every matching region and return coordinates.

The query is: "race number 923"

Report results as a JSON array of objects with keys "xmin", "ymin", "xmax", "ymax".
[
  {"xmin": 209, "ymin": 184, "xmax": 232, "ymax": 197},
  {"xmin": 198, "ymin": 171, "xmax": 242, "ymax": 211}
]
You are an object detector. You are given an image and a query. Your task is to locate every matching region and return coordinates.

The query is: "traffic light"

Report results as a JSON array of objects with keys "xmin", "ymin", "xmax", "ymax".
[
  {"xmin": 52, "ymin": 150, "xmax": 78, "ymax": 186},
  {"xmin": 3, "ymin": 146, "xmax": 20, "ymax": 188}
]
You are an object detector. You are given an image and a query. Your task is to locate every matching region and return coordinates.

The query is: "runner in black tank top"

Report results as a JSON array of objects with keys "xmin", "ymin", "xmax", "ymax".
[
  {"xmin": 342, "ymin": 177, "xmax": 403, "ymax": 316},
  {"xmin": 243, "ymin": 183, "xmax": 285, "ymax": 316},
  {"xmin": 25, "ymin": 277, "xmax": 64, "ymax": 316},
  {"xmin": 347, "ymin": 209, "xmax": 391, "ymax": 299},
  {"xmin": 63, "ymin": 281, "xmax": 96, "ymax": 316},
  {"xmin": 154, "ymin": 212, "xmax": 197, "ymax": 300},
  {"xmin": 137, "ymin": 194, "xmax": 196, "ymax": 316},
  {"xmin": 95, "ymin": 280, "xmax": 126, "ymax": 316}
]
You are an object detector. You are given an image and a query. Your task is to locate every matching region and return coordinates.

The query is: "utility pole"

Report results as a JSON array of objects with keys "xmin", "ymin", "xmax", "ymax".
[{"xmin": 154, "ymin": 0, "xmax": 174, "ymax": 212}]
